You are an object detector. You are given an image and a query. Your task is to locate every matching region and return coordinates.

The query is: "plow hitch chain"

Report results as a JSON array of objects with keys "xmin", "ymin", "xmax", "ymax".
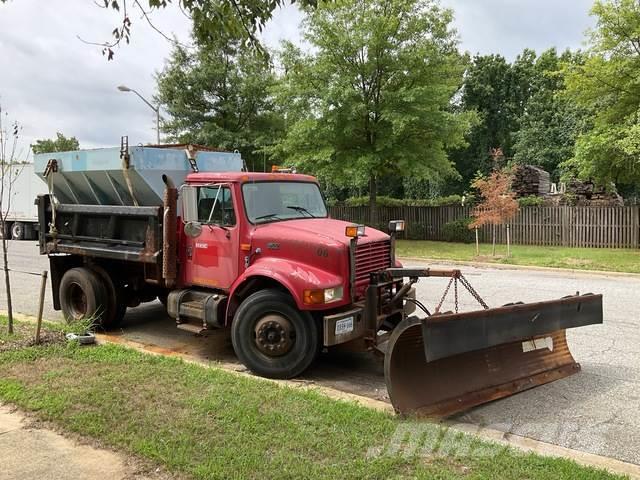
[{"xmin": 380, "ymin": 268, "xmax": 604, "ymax": 418}]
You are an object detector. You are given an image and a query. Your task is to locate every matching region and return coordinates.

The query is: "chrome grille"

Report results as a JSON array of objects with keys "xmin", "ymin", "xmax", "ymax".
[{"xmin": 353, "ymin": 240, "xmax": 391, "ymax": 297}]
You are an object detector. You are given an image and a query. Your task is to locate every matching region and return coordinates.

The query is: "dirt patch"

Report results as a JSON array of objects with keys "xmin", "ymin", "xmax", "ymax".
[
  {"xmin": 0, "ymin": 330, "xmax": 65, "ymax": 353},
  {"xmin": 474, "ymin": 255, "xmax": 507, "ymax": 262}
]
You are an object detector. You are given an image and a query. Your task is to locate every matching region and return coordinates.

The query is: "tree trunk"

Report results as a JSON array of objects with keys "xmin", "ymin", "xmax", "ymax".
[
  {"xmin": 492, "ymin": 224, "xmax": 496, "ymax": 257},
  {"xmin": 2, "ymin": 235, "xmax": 13, "ymax": 334},
  {"xmin": 369, "ymin": 174, "xmax": 377, "ymax": 227},
  {"xmin": 475, "ymin": 227, "xmax": 479, "ymax": 256}
]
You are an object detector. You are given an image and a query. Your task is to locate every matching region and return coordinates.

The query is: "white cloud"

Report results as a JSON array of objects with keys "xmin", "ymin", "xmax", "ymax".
[
  {"xmin": 0, "ymin": 0, "xmax": 595, "ymax": 155},
  {"xmin": 443, "ymin": 0, "xmax": 595, "ymax": 59}
]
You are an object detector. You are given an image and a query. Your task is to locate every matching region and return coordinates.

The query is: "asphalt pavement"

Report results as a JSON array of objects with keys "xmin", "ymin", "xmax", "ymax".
[{"xmin": 1, "ymin": 240, "xmax": 638, "ymax": 466}]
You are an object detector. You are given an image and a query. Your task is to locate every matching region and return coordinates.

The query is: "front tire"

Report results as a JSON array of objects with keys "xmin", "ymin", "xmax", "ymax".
[
  {"xmin": 231, "ymin": 289, "xmax": 320, "ymax": 379},
  {"xmin": 59, "ymin": 267, "xmax": 107, "ymax": 326}
]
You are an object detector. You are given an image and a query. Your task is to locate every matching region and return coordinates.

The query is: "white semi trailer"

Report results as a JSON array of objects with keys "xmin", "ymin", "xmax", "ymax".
[{"xmin": 1, "ymin": 163, "xmax": 48, "ymax": 240}]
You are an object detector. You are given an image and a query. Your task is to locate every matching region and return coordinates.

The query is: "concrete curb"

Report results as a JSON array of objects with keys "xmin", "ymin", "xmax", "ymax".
[
  {"xmin": 398, "ymin": 255, "xmax": 640, "ymax": 279},
  {"xmin": 4, "ymin": 311, "xmax": 640, "ymax": 478}
]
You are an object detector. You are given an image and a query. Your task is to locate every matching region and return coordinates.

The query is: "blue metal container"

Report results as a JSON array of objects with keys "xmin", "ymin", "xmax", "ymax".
[{"xmin": 34, "ymin": 145, "xmax": 243, "ymax": 206}]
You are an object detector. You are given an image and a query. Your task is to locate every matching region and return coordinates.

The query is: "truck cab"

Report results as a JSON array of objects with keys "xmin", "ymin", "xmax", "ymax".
[{"xmin": 167, "ymin": 172, "xmax": 405, "ymax": 378}]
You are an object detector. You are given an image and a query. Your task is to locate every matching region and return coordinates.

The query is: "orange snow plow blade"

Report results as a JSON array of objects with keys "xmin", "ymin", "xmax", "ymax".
[{"xmin": 384, "ymin": 293, "xmax": 603, "ymax": 418}]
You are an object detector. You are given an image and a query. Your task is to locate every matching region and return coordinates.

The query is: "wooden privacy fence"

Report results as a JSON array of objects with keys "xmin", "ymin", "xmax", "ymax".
[{"xmin": 328, "ymin": 205, "xmax": 640, "ymax": 248}]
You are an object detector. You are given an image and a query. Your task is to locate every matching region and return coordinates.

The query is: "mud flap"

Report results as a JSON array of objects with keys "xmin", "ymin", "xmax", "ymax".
[{"xmin": 384, "ymin": 294, "xmax": 603, "ymax": 418}]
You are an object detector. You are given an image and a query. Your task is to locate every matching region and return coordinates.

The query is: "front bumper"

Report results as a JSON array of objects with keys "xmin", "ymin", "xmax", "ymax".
[{"xmin": 322, "ymin": 286, "xmax": 416, "ymax": 346}]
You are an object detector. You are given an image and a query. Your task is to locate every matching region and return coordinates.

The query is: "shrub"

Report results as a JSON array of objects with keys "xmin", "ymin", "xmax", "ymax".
[
  {"xmin": 441, "ymin": 217, "xmax": 474, "ymax": 243},
  {"xmin": 338, "ymin": 195, "xmax": 465, "ymax": 207},
  {"xmin": 406, "ymin": 222, "xmax": 427, "ymax": 240},
  {"xmin": 343, "ymin": 196, "xmax": 405, "ymax": 207},
  {"xmin": 518, "ymin": 195, "xmax": 544, "ymax": 207}
]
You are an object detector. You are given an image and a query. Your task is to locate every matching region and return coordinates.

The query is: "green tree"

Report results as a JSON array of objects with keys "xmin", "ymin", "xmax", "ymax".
[
  {"xmin": 450, "ymin": 54, "xmax": 513, "ymax": 188},
  {"xmin": 513, "ymin": 50, "xmax": 592, "ymax": 180},
  {"xmin": 156, "ymin": 35, "xmax": 282, "ymax": 170},
  {"xmin": 31, "ymin": 133, "xmax": 80, "ymax": 154},
  {"xmin": 273, "ymin": 0, "xmax": 474, "ymax": 222},
  {"xmin": 564, "ymin": 0, "xmax": 640, "ymax": 187}
]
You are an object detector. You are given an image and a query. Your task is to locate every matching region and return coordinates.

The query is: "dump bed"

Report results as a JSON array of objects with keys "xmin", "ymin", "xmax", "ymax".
[
  {"xmin": 33, "ymin": 145, "xmax": 243, "ymax": 206},
  {"xmin": 36, "ymin": 144, "xmax": 243, "ymax": 267}
]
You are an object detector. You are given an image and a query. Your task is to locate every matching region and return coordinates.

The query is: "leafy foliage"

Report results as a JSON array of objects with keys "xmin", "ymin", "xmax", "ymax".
[
  {"xmin": 272, "ymin": 0, "xmax": 474, "ymax": 217},
  {"xmin": 340, "ymin": 195, "xmax": 464, "ymax": 207},
  {"xmin": 512, "ymin": 50, "xmax": 592, "ymax": 180},
  {"xmin": 470, "ymin": 171, "xmax": 519, "ymax": 228},
  {"xmin": 517, "ymin": 195, "xmax": 545, "ymax": 207},
  {"xmin": 564, "ymin": 0, "xmax": 640, "ymax": 188},
  {"xmin": 441, "ymin": 217, "xmax": 474, "ymax": 243},
  {"xmin": 451, "ymin": 49, "xmax": 590, "ymax": 190},
  {"xmin": 450, "ymin": 51, "xmax": 537, "ymax": 188},
  {"xmin": 31, "ymin": 133, "xmax": 79, "ymax": 154},
  {"xmin": 33, "ymin": 0, "xmax": 322, "ymax": 60},
  {"xmin": 156, "ymin": 34, "xmax": 283, "ymax": 169}
]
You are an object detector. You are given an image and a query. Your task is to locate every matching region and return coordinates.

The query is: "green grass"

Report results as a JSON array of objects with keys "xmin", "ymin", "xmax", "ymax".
[
  {"xmin": 397, "ymin": 240, "xmax": 640, "ymax": 274},
  {"xmin": 0, "ymin": 327, "xmax": 624, "ymax": 480}
]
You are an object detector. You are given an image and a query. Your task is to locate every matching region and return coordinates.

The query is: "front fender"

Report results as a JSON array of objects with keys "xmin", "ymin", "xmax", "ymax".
[{"xmin": 229, "ymin": 257, "xmax": 346, "ymax": 311}]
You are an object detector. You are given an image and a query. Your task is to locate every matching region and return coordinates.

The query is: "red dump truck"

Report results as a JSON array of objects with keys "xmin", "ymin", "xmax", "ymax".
[{"xmin": 35, "ymin": 143, "xmax": 603, "ymax": 417}]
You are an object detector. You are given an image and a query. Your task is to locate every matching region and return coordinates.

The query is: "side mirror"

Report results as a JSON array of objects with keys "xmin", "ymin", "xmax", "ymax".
[
  {"xmin": 184, "ymin": 221, "xmax": 202, "ymax": 238},
  {"xmin": 181, "ymin": 185, "xmax": 198, "ymax": 223}
]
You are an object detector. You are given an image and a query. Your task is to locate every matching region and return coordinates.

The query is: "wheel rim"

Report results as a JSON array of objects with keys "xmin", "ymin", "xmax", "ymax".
[
  {"xmin": 254, "ymin": 314, "xmax": 295, "ymax": 357},
  {"xmin": 68, "ymin": 282, "xmax": 88, "ymax": 319}
]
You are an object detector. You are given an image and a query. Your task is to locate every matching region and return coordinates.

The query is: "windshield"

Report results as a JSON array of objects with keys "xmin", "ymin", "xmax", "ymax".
[{"xmin": 242, "ymin": 181, "xmax": 328, "ymax": 223}]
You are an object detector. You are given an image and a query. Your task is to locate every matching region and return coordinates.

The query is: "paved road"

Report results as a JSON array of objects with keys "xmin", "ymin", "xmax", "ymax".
[{"xmin": 2, "ymin": 240, "xmax": 639, "ymax": 466}]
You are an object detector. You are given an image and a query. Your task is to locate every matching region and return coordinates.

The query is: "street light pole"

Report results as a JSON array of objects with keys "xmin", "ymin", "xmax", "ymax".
[{"xmin": 117, "ymin": 85, "xmax": 161, "ymax": 144}]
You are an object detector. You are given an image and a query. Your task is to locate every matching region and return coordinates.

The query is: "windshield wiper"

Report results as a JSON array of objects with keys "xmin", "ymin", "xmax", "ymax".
[
  {"xmin": 287, "ymin": 205, "xmax": 315, "ymax": 218},
  {"xmin": 255, "ymin": 213, "xmax": 282, "ymax": 222}
]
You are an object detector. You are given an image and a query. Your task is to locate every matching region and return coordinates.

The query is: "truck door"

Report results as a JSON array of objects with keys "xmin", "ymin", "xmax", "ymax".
[{"xmin": 183, "ymin": 184, "xmax": 239, "ymax": 290}]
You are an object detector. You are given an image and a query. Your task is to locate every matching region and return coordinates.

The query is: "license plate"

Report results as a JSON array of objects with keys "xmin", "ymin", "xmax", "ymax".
[{"xmin": 335, "ymin": 317, "xmax": 354, "ymax": 335}]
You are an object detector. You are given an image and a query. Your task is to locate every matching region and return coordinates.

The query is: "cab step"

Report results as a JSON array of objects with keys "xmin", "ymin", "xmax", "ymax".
[
  {"xmin": 176, "ymin": 322, "xmax": 209, "ymax": 336},
  {"xmin": 167, "ymin": 289, "xmax": 228, "ymax": 330}
]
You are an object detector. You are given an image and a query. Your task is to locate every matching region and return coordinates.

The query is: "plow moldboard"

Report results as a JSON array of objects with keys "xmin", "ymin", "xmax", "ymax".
[{"xmin": 384, "ymin": 316, "xmax": 580, "ymax": 417}]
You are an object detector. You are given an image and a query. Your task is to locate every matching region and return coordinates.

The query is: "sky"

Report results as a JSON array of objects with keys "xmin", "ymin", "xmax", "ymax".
[{"xmin": 0, "ymin": 0, "xmax": 595, "ymax": 155}]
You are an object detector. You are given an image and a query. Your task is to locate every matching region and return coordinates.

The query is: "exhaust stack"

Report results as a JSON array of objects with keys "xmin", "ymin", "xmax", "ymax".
[{"xmin": 162, "ymin": 174, "xmax": 177, "ymax": 288}]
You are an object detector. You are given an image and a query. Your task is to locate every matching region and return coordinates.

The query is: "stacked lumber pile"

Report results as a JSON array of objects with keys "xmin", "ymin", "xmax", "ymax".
[
  {"xmin": 512, "ymin": 165, "xmax": 551, "ymax": 197},
  {"xmin": 566, "ymin": 179, "xmax": 624, "ymax": 206}
]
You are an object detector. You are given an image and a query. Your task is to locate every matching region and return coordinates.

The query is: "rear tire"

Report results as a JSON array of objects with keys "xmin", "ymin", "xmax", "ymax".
[
  {"xmin": 91, "ymin": 266, "xmax": 126, "ymax": 330},
  {"xmin": 59, "ymin": 267, "xmax": 107, "ymax": 326},
  {"xmin": 231, "ymin": 289, "xmax": 320, "ymax": 379},
  {"xmin": 10, "ymin": 222, "xmax": 24, "ymax": 240}
]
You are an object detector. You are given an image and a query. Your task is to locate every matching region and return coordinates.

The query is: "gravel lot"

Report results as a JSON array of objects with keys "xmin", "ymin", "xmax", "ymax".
[{"xmin": 1, "ymin": 240, "xmax": 639, "ymax": 465}]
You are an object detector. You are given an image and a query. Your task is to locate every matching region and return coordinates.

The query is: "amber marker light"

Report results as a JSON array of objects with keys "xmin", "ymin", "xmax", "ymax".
[
  {"xmin": 303, "ymin": 289, "xmax": 324, "ymax": 304},
  {"xmin": 345, "ymin": 225, "xmax": 365, "ymax": 238}
]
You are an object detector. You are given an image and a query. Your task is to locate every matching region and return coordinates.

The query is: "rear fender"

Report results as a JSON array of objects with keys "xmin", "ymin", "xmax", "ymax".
[{"xmin": 226, "ymin": 258, "xmax": 344, "ymax": 324}]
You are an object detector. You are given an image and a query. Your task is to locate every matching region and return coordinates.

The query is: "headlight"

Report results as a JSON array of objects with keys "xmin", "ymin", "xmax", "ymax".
[
  {"xmin": 323, "ymin": 286, "xmax": 343, "ymax": 303},
  {"xmin": 303, "ymin": 286, "xmax": 344, "ymax": 304}
]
